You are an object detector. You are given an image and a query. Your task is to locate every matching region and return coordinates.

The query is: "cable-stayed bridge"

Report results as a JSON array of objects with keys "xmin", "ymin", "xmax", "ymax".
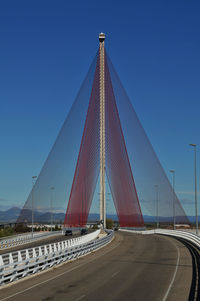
[
  {"xmin": 16, "ymin": 33, "xmax": 188, "ymax": 229},
  {"xmin": 1, "ymin": 34, "xmax": 198, "ymax": 301}
]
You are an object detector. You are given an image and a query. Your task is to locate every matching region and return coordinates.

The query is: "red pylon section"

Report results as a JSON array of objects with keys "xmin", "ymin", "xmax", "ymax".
[
  {"xmin": 104, "ymin": 51, "xmax": 144, "ymax": 228},
  {"xmin": 64, "ymin": 49, "xmax": 144, "ymax": 228}
]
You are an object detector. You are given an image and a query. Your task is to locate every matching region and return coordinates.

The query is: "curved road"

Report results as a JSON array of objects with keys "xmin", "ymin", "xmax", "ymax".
[{"xmin": 0, "ymin": 232, "xmax": 193, "ymax": 301}]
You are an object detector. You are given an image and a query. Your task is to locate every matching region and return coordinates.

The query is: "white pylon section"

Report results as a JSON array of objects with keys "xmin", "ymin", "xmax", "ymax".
[{"xmin": 99, "ymin": 33, "xmax": 106, "ymax": 229}]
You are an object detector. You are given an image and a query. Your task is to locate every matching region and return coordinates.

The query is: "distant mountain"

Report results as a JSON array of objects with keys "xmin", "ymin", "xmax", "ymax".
[
  {"xmin": 0, "ymin": 207, "xmax": 196, "ymax": 224},
  {"xmin": 0, "ymin": 207, "xmax": 21, "ymax": 223},
  {"xmin": 0, "ymin": 208, "xmax": 118, "ymax": 224}
]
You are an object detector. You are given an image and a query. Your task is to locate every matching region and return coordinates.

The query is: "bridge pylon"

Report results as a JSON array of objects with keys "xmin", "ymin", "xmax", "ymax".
[{"xmin": 99, "ymin": 32, "xmax": 106, "ymax": 229}]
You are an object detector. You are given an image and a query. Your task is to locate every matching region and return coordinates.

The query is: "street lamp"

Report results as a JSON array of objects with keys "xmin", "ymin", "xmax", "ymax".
[
  {"xmin": 170, "ymin": 170, "xmax": 175, "ymax": 230},
  {"xmin": 154, "ymin": 185, "xmax": 159, "ymax": 229},
  {"xmin": 189, "ymin": 144, "xmax": 198, "ymax": 235},
  {"xmin": 32, "ymin": 176, "xmax": 37, "ymax": 238},
  {"xmin": 50, "ymin": 187, "xmax": 55, "ymax": 232}
]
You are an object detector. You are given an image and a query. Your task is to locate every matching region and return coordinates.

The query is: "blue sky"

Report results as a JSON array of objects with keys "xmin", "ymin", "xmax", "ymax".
[{"xmin": 0, "ymin": 0, "xmax": 200, "ymax": 216}]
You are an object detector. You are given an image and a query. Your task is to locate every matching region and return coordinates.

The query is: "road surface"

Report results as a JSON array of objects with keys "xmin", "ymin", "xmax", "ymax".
[{"xmin": 0, "ymin": 231, "xmax": 193, "ymax": 301}]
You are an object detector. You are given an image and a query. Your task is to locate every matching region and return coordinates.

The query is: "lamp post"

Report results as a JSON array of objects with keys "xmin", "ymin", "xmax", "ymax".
[
  {"xmin": 154, "ymin": 185, "xmax": 159, "ymax": 229},
  {"xmin": 50, "ymin": 187, "xmax": 54, "ymax": 232},
  {"xmin": 32, "ymin": 176, "xmax": 37, "ymax": 238},
  {"xmin": 189, "ymin": 144, "xmax": 198, "ymax": 235},
  {"xmin": 170, "ymin": 170, "xmax": 175, "ymax": 230}
]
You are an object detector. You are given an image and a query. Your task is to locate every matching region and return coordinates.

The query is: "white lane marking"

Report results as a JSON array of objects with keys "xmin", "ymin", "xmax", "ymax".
[
  {"xmin": 162, "ymin": 240, "xmax": 180, "ymax": 301},
  {"xmin": 75, "ymin": 294, "xmax": 86, "ymax": 301},
  {"xmin": 111, "ymin": 271, "xmax": 120, "ymax": 278},
  {"xmin": 0, "ymin": 238, "xmax": 120, "ymax": 301}
]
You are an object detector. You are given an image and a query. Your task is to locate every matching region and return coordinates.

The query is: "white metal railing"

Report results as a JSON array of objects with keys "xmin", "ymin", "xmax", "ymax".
[
  {"xmin": 0, "ymin": 231, "xmax": 63, "ymax": 250},
  {"xmin": 119, "ymin": 228, "xmax": 200, "ymax": 248},
  {"xmin": 0, "ymin": 230, "xmax": 114, "ymax": 286}
]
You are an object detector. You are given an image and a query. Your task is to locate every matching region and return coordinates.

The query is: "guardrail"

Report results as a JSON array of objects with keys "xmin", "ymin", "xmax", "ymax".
[
  {"xmin": 0, "ymin": 231, "xmax": 63, "ymax": 250},
  {"xmin": 120, "ymin": 228, "xmax": 200, "ymax": 249},
  {"xmin": 0, "ymin": 230, "xmax": 114, "ymax": 286}
]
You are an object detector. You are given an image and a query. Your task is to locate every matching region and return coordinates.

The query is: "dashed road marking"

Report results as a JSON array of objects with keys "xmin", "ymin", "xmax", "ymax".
[
  {"xmin": 111, "ymin": 271, "xmax": 120, "ymax": 278},
  {"xmin": 75, "ymin": 294, "xmax": 86, "ymax": 301}
]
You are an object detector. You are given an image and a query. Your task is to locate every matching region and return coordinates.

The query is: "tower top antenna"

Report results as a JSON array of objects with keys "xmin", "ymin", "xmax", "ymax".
[{"xmin": 99, "ymin": 32, "xmax": 105, "ymax": 43}]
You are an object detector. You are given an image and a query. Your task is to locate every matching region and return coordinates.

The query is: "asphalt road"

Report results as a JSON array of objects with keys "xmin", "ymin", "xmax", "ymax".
[{"xmin": 0, "ymin": 231, "xmax": 193, "ymax": 301}]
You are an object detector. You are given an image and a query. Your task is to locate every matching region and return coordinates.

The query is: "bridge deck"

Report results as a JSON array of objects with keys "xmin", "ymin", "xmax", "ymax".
[{"xmin": 0, "ymin": 232, "xmax": 192, "ymax": 301}]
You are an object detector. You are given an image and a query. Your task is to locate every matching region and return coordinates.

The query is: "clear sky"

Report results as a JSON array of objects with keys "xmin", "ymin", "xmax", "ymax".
[{"xmin": 0, "ymin": 0, "xmax": 200, "ymax": 216}]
